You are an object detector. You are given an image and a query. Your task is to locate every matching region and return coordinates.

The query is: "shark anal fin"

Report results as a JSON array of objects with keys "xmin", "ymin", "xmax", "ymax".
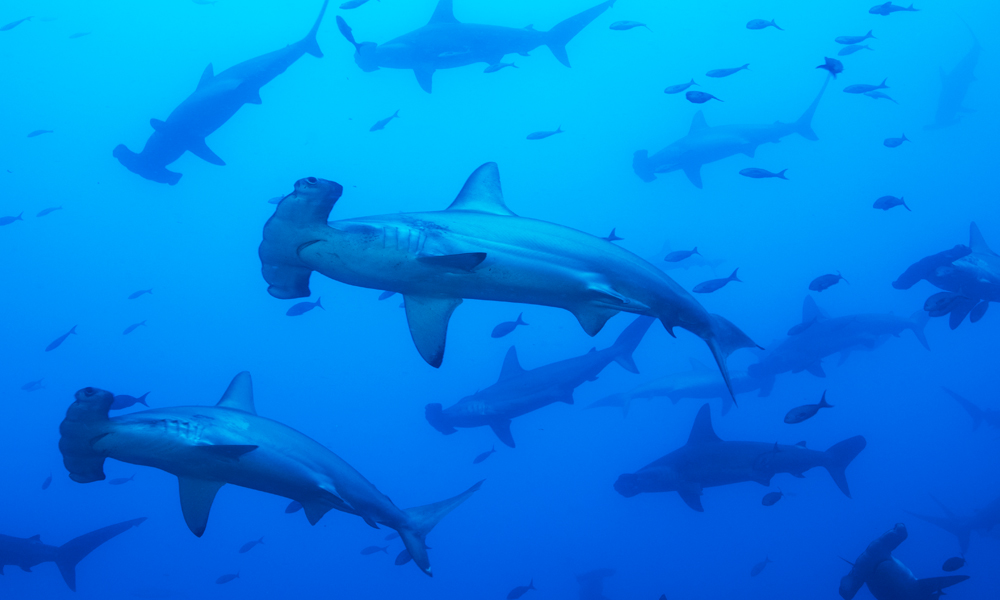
[
  {"xmin": 489, "ymin": 419, "xmax": 515, "ymax": 448},
  {"xmin": 178, "ymin": 478, "xmax": 225, "ymax": 537},
  {"xmin": 417, "ymin": 252, "xmax": 486, "ymax": 271},
  {"xmin": 403, "ymin": 296, "xmax": 463, "ymax": 368},
  {"xmin": 414, "ymin": 68, "xmax": 434, "ymax": 93},
  {"xmin": 805, "ymin": 362, "xmax": 826, "ymax": 377},
  {"xmin": 677, "ymin": 487, "xmax": 704, "ymax": 512},
  {"xmin": 187, "ymin": 138, "xmax": 226, "ymax": 166},
  {"xmin": 196, "ymin": 444, "xmax": 259, "ymax": 459}
]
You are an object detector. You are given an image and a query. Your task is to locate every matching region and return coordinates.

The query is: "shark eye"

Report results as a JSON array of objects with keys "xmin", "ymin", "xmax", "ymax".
[
  {"xmin": 306, "ymin": 177, "xmax": 318, "ymax": 185},
  {"xmin": 83, "ymin": 387, "xmax": 97, "ymax": 397}
]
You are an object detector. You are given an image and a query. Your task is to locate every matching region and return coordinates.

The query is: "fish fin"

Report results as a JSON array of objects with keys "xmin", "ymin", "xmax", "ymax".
[
  {"xmin": 196, "ymin": 63, "xmax": 214, "ymax": 91},
  {"xmin": 970, "ymin": 300, "xmax": 989, "ymax": 323},
  {"xmin": 752, "ymin": 472, "xmax": 772, "ymax": 486},
  {"xmin": 195, "ymin": 444, "xmax": 258, "ymax": 459},
  {"xmin": 427, "ymin": 0, "xmax": 459, "ymax": 24},
  {"xmin": 969, "ymin": 222, "xmax": 996, "ymax": 256},
  {"xmin": 301, "ymin": 0, "xmax": 328, "ymax": 58},
  {"xmin": 178, "ymin": 478, "xmax": 225, "ymax": 536},
  {"xmin": 794, "ymin": 76, "xmax": 828, "ymax": 141},
  {"xmin": 611, "ymin": 316, "xmax": 655, "ymax": 374},
  {"xmin": 823, "ymin": 436, "xmax": 866, "ymax": 498},
  {"xmin": 187, "ymin": 138, "xmax": 226, "ymax": 166},
  {"xmin": 403, "ymin": 296, "xmax": 462, "ymax": 367},
  {"xmin": 943, "ymin": 387, "xmax": 984, "ymax": 430},
  {"xmin": 215, "ymin": 371, "xmax": 257, "ymax": 414},
  {"xmin": 417, "ymin": 252, "xmax": 486, "ymax": 271},
  {"xmin": 682, "ymin": 164, "xmax": 703, "ymax": 188},
  {"xmin": 838, "ymin": 349, "xmax": 852, "ymax": 365},
  {"xmin": 414, "ymin": 68, "xmax": 434, "ymax": 93},
  {"xmin": 704, "ymin": 313, "xmax": 759, "ymax": 402},
  {"xmin": 741, "ymin": 145, "xmax": 756, "ymax": 158},
  {"xmin": 497, "ymin": 346, "xmax": 525, "ymax": 382},
  {"xmin": 149, "ymin": 118, "xmax": 168, "ymax": 132},
  {"xmin": 792, "ymin": 472, "xmax": 806, "ymax": 478},
  {"xmin": 489, "ymin": 419, "xmax": 515, "ymax": 448},
  {"xmin": 677, "ymin": 487, "xmax": 704, "ymax": 512},
  {"xmin": 558, "ymin": 390, "xmax": 575, "ymax": 404},
  {"xmin": 55, "ymin": 518, "xmax": 146, "ymax": 591},
  {"xmin": 688, "ymin": 111, "xmax": 708, "ymax": 133},
  {"xmin": 687, "ymin": 404, "xmax": 722, "ymax": 445},
  {"xmin": 399, "ymin": 480, "xmax": 483, "ymax": 576},
  {"xmin": 572, "ymin": 305, "xmax": 619, "ymax": 336},
  {"xmin": 545, "ymin": 0, "xmax": 615, "ymax": 67},
  {"xmin": 245, "ymin": 88, "xmax": 263, "ymax": 105},
  {"xmin": 914, "ymin": 576, "xmax": 970, "ymax": 595},
  {"xmin": 632, "ymin": 150, "xmax": 656, "ymax": 182},
  {"xmin": 805, "ymin": 362, "xmax": 826, "ymax": 378},
  {"xmin": 446, "ymin": 162, "xmax": 516, "ymax": 215},
  {"xmin": 302, "ymin": 500, "xmax": 333, "ymax": 525},
  {"xmin": 689, "ymin": 357, "xmax": 712, "ymax": 372}
]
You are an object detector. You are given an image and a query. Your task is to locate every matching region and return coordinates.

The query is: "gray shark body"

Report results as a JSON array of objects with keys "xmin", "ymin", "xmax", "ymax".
[
  {"xmin": 907, "ymin": 494, "xmax": 1000, "ymax": 553},
  {"xmin": 893, "ymin": 223, "xmax": 1000, "ymax": 328},
  {"xmin": 342, "ymin": 0, "xmax": 614, "ymax": 93},
  {"xmin": 58, "ymin": 373, "xmax": 480, "ymax": 576},
  {"xmin": 840, "ymin": 523, "xmax": 969, "ymax": 600},
  {"xmin": 426, "ymin": 316, "xmax": 653, "ymax": 447},
  {"xmin": 747, "ymin": 297, "xmax": 929, "ymax": 396},
  {"xmin": 0, "ymin": 519, "xmax": 145, "ymax": 590},
  {"xmin": 259, "ymin": 163, "xmax": 758, "ymax": 396},
  {"xmin": 114, "ymin": 1, "xmax": 328, "ymax": 184},
  {"xmin": 943, "ymin": 387, "xmax": 1000, "ymax": 430},
  {"xmin": 633, "ymin": 78, "xmax": 828, "ymax": 187},
  {"xmin": 926, "ymin": 30, "xmax": 979, "ymax": 130},
  {"xmin": 614, "ymin": 403, "xmax": 865, "ymax": 511}
]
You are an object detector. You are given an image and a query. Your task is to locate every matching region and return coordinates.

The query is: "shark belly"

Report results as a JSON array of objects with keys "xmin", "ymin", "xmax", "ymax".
[{"xmin": 676, "ymin": 442, "xmax": 775, "ymax": 488}]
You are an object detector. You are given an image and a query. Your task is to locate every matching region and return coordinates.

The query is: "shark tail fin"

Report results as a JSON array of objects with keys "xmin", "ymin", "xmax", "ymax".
[
  {"xmin": 59, "ymin": 388, "xmax": 117, "ymax": 483},
  {"xmin": 632, "ymin": 150, "xmax": 656, "ymax": 182},
  {"xmin": 793, "ymin": 76, "xmax": 830, "ymax": 141},
  {"xmin": 915, "ymin": 576, "xmax": 969, "ymax": 596},
  {"xmin": 823, "ymin": 436, "xmax": 866, "ymax": 498},
  {"xmin": 909, "ymin": 309, "xmax": 930, "ymax": 350},
  {"xmin": 424, "ymin": 403, "xmax": 458, "ymax": 434},
  {"xmin": 302, "ymin": 0, "xmax": 329, "ymax": 58},
  {"xmin": 55, "ymin": 518, "xmax": 146, "ymax": 591},
  {"xmin": 702, "ymin": 314, "xmax": 759, "ymax": 405},
  {"xmin": 545, "ymin": 0, "xmax": 615, "ymax": 67},
  {"xmin": 259, "ymin": 178, "xmax": 344, "ymax": 300},
  {"xmin": 943, "ymin": 387, "xmax": 984, "ymax": 430},
  {"xmin": 587, "ymin": 393, "xmax": 633, "ymax": 416},
  {"xmin": 611, "ymin": 316, "xmax": 654, "ymax": 374},
  {"xmin": 398, "ymin": 480, "xmax": 484, "ymax": 576}
]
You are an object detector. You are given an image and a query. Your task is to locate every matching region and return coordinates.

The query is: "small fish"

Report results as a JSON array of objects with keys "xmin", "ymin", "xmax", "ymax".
[
  {"xmin": 492, "ymin": 313, "xmax": 528, "ymax": 338},
  {"xmin": 869, "ymin": 2, "xmax": 919, "ymax": 16},
  {"xmin": 844, "ymin": 78, "xmax": 888, "ymax": 94},
  {"xmin": 526, "ymin": 126, "xmax": 563, "ymax": 140},
  {"xmin": 787, "ymin": 318, "xmax": 817, "ymax": 336},
  {"xmin": 1, "ymin": 16, "xmax": 33, "ymax": 31},
  {"xmin": 746, "ymin": 19, "xmax": 782, "ymax": 30},
  {"xmin": 473, "ymin": 445, "xmax": 496, "ymax": 464},
  {"xmin": 215, "ymin": 572, "xmax": 240, "ymax": 585},
  {"xmin": 740, "ymin": 168, "xmax": 787, "ymax": 180},
  {"xmin": 111, "ymin": 392, "xmax": 150, "ymax": 410},
  {"xmin": 36, "ymin": 206, "xmax": 62, "ymax": 217},
  {"xmin": 69, "ymin": 32, "xmax": 91, "ymax": 39},
  {"xmin": 761, "ymin": 489, "xmax": 784, "ymax": 506},
  {"xmin": 809, "ymin": 272, "xmax": 847, "ymax": 292},
  {"xmin": 924, "ymin": 292, "xmax": 968, "ymax": 316},
  {"xmin": 45, "ymin": 325, "xmax": 77, "ymax": 352},
  {"xmin": 816, "ymin": 57, "xmax": 844, "ymax": 78},
  {"xmin": 835, "ymin": 31, "xmax": 876, "ymax": 45},
  {"xmin": 370, "ymin": 110, "xmax": 400, "ymax": 132},
  {"xmin": 267, "ymin": 195, "xmax": 285, "ymax": 204},
  {"xmin": 42, "ymin": 474, "xmax": 52, "ymax": 490},
  {"xmin": 239, "ymin": 537, "xmax": 264, "ymax": 554},
  {"xmin": 750, "ymin": 557, "xmax": 773, "ymax": 577},
  {"xmin": 0, "ymin": 213, "xmax": 23, "ymax": 226},
  {"xmin": 873, "ymin": 195, "xmax": 910, "ymax": 211},
  {"xmin": 883, "ymin": 134, "xmax": 909, "ymax": 148},
  {"xmin": 108, "ymin": 474, "xmax": 135, "ymax": 485},
  {"xmin": 286, "ymin": 297, "xmax": 323, "ymax": 316},
  {"xmin": 123, "ymin": 320, "xmax": 146, "ymax": 335},
  {"xmin": 377, "ymin": 290, "xmax": 396, "ymax": 300},
  {"xmin": 21, "ymin": 378, "xmax": 45, "ymax": 392},
  {"xmin": 128, "ymin": 289, "xmax": 153, "ymax": 299},
  {"xmin": 609, "ymin": 21, "xmax": 650, "ymax": 31},
  {"xmin": 285, "ymin": 500, "xmax": 303, "ymax": 513},
  {"xmin": 837, "ymin": 44, "xmax": 873, "ymax": 56},
  {"xmin": 864, "ymin": 90, "xmax": 897, "ymax": 103},
  {"xmin": 693, "ymin": 269, "xmax": 741, "ymax": 293},
  {"xmin": 340, "ymin": 0, "xmax": 371, "ymax": 8},
  {"xmin": 784, "ymin": 391, "xmax": 834, "ymax": 424},
  {"xmin": 507, "ymin": 580, "xmax": 536, "ymax": 600},
  {"xmin": 664, "ymin": 247, "xmax": 700, "ymax": 262},
  {"xmin": 941, "ymin": 557, "xmax": 965, "ymax": 572},
  {"xmin": 706, "ymin": 64, "xmax": 749, "ymax": 78},
  {"xmin": 686, "ymin": 91, "xmax": 722, "ymax": 104},
  {"xmin": 360, "ymin": 545, "xmax": 389, "ymax": 555},
  {"xmin": 664, "ymin": 79, "xmax": 697, "ymax": 94},
  {"xmin": 602, "ymin": 228, "xmax": 624, "ymax": 242},
  {"xmin": 27, "ymin": 130, "xmax": 53, "ymax": 138},
  {"xmin": 484, "ymin": 62, "xmax": 518, "ymax": 73}
]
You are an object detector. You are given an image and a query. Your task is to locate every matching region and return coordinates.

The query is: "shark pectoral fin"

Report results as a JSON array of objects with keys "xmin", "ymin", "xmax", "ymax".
[
  {"xmin": 178, "ymin": 478, "xmax": 225, "ymax": 537},
  {"xmin": 245, "ymin": 88, "xmax": 263, "ymax": 105},
  {"xmin": 677, "ymin": 487, "xmax": 704, "ymax": 512},
  {"xmin": 417, "ymin": 252, "xmax": 486, "ymax": 272},
  {"xmin": 559, "ymin": 390, "xmax": 575, "ymax": 404},
  {"xmin": 196, "ymin": 444, "xmax": 259, "ymax": 459},
  {"xmin": 804, "ymin": 362, "xmax": 826, "ymax": 378},
  {"xmin": 741, "ymin": 145, "xmax": 756, "ymax": 158},
  {"xmin": 751, "ymin": 471, "xmax": 773, "ymax": 486},
  {"xmin": 362, "ymin": 515, "xmax": 380, "ymax": 529},
  {"xmin": 403, "ymin": 296, "xmax": 463, "ymax": 368},
  {"xmin": 413, "ymin": 68, "xmax": 434, "ymax": 93},
  {"xmin": 837, "ymin": 350, "xmax": 852, "ymax": 365},
  {"xmin": 19, "ymin": 565, "xmax": 31, "ymax": 572},
  {"xmin": 302, "ymin": 500, "xmax": 333, "ymax": 525},
  {"xmin": 682, "ymin": 164, "xmax": 703, "ymax": 189},
  {"xmin": 149, "ymin": 118, "xmax": 168, "ymax": 132},
  {"xmin": 187, "ymin": 138, "xmax": 226, "ymax": 166},
  {"xmin": 489, "ymin": 419, "xmax": 515, "ymax": 448},
  {"xmin": 572, "ymin": 305, "xmax": 620, "ymax": 337},
  {"xmin": 196, "ymin": 63, "xmax": 214, "ymax": 91}
]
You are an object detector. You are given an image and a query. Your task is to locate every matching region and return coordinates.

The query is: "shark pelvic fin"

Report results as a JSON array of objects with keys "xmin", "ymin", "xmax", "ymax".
[
  {"xmin": 497, "ymin": 346, "xmax": 526, "ymax": 382},
  {"xmin": 404, "ymin": 296, "xmax": 463, "ymax": 368},
  {"xmin": 216, "ymin": 372, "xmax": 257, "ymax": 414},
  {"xmin": 428, "ymin": 0, "xmax": 459, "ymax": 24},
  {"xmin": 196, "ymin": 63, "xmax": 214, "ymax": 91},
  {"xmin": 490, "ymin": 419, "xmax": 515, "ymax": 448},
  {"xmin": 447, "ymin": 162, "xmax": 516, "ymax": 215},
  {"xmin": 178, "ymin": 478, "xmax": 225, "ymax": 537},
  {"xmin": 687, "ymin": 404, "xmax": 722, "ymax": 445},
  {"xmin": 187, "ymin": 138, "xmax": 225, "ymax": 166},
  {"xmin": 677, "ymin": 486, "xmax": 704, "ymax": 512}
]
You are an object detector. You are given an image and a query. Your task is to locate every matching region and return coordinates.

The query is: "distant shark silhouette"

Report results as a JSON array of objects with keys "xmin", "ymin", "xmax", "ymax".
[
  {"xmin": 926, "ymin": 23, "xmax": 979, "ymax": 130},
  {"xmin": 906, "ymin": 494, "xmax": 1000, "ymax": 553}
]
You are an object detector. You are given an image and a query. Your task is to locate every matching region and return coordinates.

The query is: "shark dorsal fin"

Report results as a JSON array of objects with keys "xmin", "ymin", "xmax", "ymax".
[
  {"xmin": 197, "ymin": 64, "xmax": 214, "ymax": 91},
  {"xmin": 428, "ymin": 0, "xmax": 458, "ymax": 24},
  {"xmin": 688, "ymin": 357, "xmax": 711, "ymax": 373},
  {"xmin": 969, "ymin": 222, "xmax": 996, "ymax": 256},
  {"xmin": 802, "ymin": 295, "xmax": 822, "ymax": 324},
  {"xmin": 446, "ymin": 162, "xmax": 516, "ymax": 216},
  {"xmin": 216, "ymin": 372, "xmax": 257, "ymax": 415},
  {"xmin": 689, "ymin": 111, "xmax": 708, "ymax": 134},
  {"xmin": 498, "ymin": 347, "xmax": 525, "ymax": 381},
  {"xmin": 28, "ymin": 534, "xmax": 41, "ymax": 541},
  {"xmin": 687, "ymin": 404, "xmax": 722, "ymax": 445}
]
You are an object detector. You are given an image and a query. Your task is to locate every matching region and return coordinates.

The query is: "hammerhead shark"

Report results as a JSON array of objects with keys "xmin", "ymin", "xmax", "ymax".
[
  {"xmin": 614, "ymin": 403, "xmax": 866, "ymax": 511},
  {"xmin": 839, "ymin": 523, "xmax": 969, "ymax": 600},
  {"xmin": 58, "ymin": 374, "xmax": 481, "ymax": 576},
  {"xmin": 942, "ymin": 387, "xmax": 1000, "ymax": 431},
  {"xmin": 0, "ymin": 518, "xmax": 146, "ymax": 590},
  {"xmin": 893, "ymin": 222, "xmax": 999, "ymax": 328},
  {"xmin": 633, "ymin": 77, "xmax": 829, "ymax": 188},
  {"xmin": 926, "ymin": 23, "xmax": 979, "ymax": 130},
  {"xmin": 259, "ymin": 163, "xmax": 759, "ymax": 397},
  {"xmin": 335, "ymin": 0, "xmax": 615, "ymax": 92},
  {"xmin": 114, "ymin": 1, "xmax": 329, "ymax": 184},
  {"xmin": 426, "ymin": 316, "xmax": 653, "ymax": 447},
  {"xmin": 906, "ymin": 494, "xmax": 1000, "ymax": 553}
]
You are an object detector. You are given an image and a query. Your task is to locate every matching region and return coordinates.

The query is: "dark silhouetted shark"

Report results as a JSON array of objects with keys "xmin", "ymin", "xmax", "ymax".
[
  {"xmin": 943, "ymin": 387, "xmax": 1000, "ymax": 431},
  {"xmin": 577, "ymin": 568, "xmax": 615, "ymax": 600},
  {"xmin": 906, "ymin": 494, "xmax": 1000, "ymax": 553},
  {"xmin": 926, "ymin": 25, "xmax": 979, "ymax": 130}
]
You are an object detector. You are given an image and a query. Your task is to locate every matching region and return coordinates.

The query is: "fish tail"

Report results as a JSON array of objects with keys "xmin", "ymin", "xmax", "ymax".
[
  {"xmin": 909, "ymin": 309, "xmax": 930, "ymax": 350},
  {"xmin": 316, "ymin": 296, "xmax": 324, "ymax": 310},
  {"xmin": 823, "ymin": 436, "xmax": 866, "ymax": 498},
  {"xmin": 943, "ymin": 387, "xmax": 984, "ymax": 430},
  {"xmin": 777, "ymin": 169, "xmax": 788, "ymax": 180},
  {"xmin": 793, "ymin": 76, "xmax": 829, "ymax": 141},
  {"xmin": 55, "ymin": 518, "xmax": 146, "ymax": 591},
  {"xmin": 398, "ymin": 480, "xmax": 484, "ymax": 576},
  {"xmin": 545, "ymin": 0, "xmax": 615, "ymax": 67},
  {"xmin": 302, "ymin": 0, "xmax": 329, "ymax": 58},
  {"xmin": 728, "ymin": 268, "xmax": 741, "ymax": 282},
  {"xmin": 703, "ymin": 314, "xmax": 760, "ymax": 404},
  {"xmin": 515, "ymin": 313, "xmax": 527, "ymax": 326},
  {"xmin": 611, "ymin": 316, "xmax": 654, "ymax": 374}
]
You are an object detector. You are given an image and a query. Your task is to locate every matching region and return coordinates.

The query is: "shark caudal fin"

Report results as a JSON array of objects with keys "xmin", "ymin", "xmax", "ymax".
[
  {"xmin": 792, "ymin": 75, "xmax": 830, "ymax": 141},
  {"xmin": 905, "ymin": 502, "xmax": 973, "ymax": 553},
  {"xmin": 397, "ymin": 480, "xmax": 484, "ymax": 576},
  {"xmin": 59, "ymin": 387, "xmax": 117, "ymax": 483},
  {"xmin": 424, "ymin": 403, "xmax": 458, "ymax": 434},
  {"xmin": 702, "ymin": 314, "xmax": 760, "ymax": 404},
  {"xmin": 259, "ymin": 177, "xmax": 344, "ymax": 299},
  {"xmin": 942, "ymin": 387, "xmax": 984, "ymax": 430},
  {"xmin": 823, "ymin": 436, "xmax": 866, "ymax": 498},
  {"xmin": 55, "ymin": 518, "xmax": 146, "ymax": 591},
  {"xmin": 909, "ymin": 310, "xmax": 930, "ymax": 350},
  {"xmin": 300, "ymin": 0, "xmax": 329, "ymax": 58},
  {"xmin": 545, "ymin": 0, "xmax": 616, "ymax": 67},
  {"xmin": 610, "ymin": 316, "xmax": 655, "ymax": 373},
  {"xmin": 915, "ymin": 576, "xmax": 970, "ymax": 596},
  {"xmin": 632, "ymin": 150, "xmax": 656, "ymax": 182},
  {"xmin": 112, "ymin": 145, "xmax": 182, "ymax": 186}
]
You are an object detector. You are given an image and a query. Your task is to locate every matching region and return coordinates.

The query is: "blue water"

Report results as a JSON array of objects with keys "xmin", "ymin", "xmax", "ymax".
[{"xmin": 2, "ymin": 0, "xmax": 998, "ymax": 598}]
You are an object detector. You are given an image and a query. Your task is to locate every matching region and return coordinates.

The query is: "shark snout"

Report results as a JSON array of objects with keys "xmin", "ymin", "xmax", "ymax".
[{"xmin": 354, "ymin": 42, "xmax": 380, "ymax": 72}]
